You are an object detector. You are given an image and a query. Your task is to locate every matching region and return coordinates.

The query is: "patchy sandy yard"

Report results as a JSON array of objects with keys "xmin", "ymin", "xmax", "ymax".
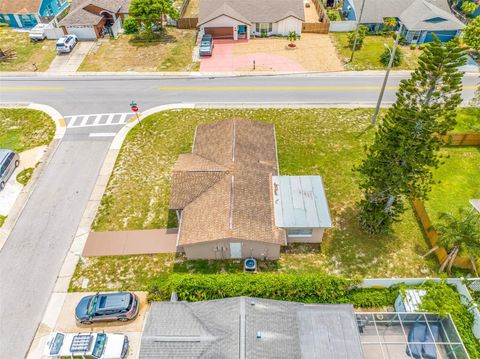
[
  {"xmin": 201, "ymin": 34, "xmax": 344, "ymax": 72},
  {"xmin": 78, "ymin": 28, "xmax": 198, "ymax": 72}
]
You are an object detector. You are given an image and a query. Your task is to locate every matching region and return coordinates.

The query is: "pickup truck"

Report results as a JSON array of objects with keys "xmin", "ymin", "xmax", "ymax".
[{"xmin": 44, "ymin": 332, "xmax": 129, "ymax": 359}]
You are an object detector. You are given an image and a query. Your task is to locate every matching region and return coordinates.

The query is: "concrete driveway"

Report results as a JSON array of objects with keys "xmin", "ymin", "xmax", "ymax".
[
  {"xmin": 47, "ymin": 41, "xmax": 95, "ymax": 73},
  {"xmin": 200, "ymin": 34, "xmax": 343, "ymax": 72},
  {"xmin": 28, "ymin": 292, "xmax": 149, "ymax": 359}
]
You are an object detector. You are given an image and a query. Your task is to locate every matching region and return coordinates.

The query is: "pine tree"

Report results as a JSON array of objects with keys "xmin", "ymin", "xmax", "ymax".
[{"xmin": 356, "ymin": 36, "xmax": 466, "ymax": 234}]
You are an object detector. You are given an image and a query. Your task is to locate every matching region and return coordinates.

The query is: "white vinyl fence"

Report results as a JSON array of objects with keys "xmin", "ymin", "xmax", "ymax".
[
  {"xmin": 44, "ymin": 25, "xmax": 64, "ymax": 39},
  {"xmin": 329, "ymin": 20, "xmax": 356, "ymax": 32},
  {"xmin": 362, "ymin": 277, "xmax": 480, "ymax": 340}
]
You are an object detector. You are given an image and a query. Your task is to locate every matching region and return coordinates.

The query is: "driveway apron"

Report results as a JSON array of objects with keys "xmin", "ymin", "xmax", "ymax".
[{"xmin": 47, "ymin": 41, "xmax": 95, "ymax": 73}]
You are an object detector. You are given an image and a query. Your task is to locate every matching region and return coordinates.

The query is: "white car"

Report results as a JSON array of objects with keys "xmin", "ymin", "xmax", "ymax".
[
  {"xmin": 44, "ymin": 332, "xmax": 129, "ymax": 359},
  {"xmin": 56, "ymin": 35, "xmax": 78, "ymax": 54},
  {"xmin": 29, "ymin": 23, "xmax": 47, "ymax": 42}
]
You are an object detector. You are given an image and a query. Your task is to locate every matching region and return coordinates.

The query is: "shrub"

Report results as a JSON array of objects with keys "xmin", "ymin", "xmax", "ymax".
[
  {"xmin": 348, "ymin": 25, "xmax": 368, "ymax": 50},
  {"xmin": 0, "ymin": 22, "xmax": 8, "ymax": 28},
  {"xmin": 148, "ymin": 273, "xmax": 400, "ymax": 308},
  {"xmin": 418, "ymin": 281, "xmax": 480, "ymax": 358},
  {"xmin": 410, "ymin": 43, "xmax": 416, "ymax": 50},
  {"xmin": 380, "ymin": 46, "xmax": 402, "ymax": 67},
  {"xmin": 123, "ymin": 16, "xmax": 138, "ymax": 34},
  {"xmin": 418, "ymin": 43, "xmax": 427, "ymax": 50},
  {"xmin": 327, "ymin": 9, "xmax": 339, "ymax": 21}
]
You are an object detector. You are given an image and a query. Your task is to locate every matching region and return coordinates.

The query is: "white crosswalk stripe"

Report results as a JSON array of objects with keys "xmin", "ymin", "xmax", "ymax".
[{"xmin": 65, "ymin": 113, "xmax": 134, "ymax": 128}]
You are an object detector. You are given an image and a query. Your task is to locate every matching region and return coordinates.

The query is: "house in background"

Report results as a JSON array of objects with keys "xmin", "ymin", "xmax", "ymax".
[
  {"xmin": 169, "ymin": 118, "xmax": 332, "ymax": 260},
  {"xmin": 342, "ymin": 0, "xmax": 465, "ymax": 44},
  {"xmin": 0, "ymin": 0, "xmax": 69, "ymax": 28},
  {"xmin": 58, "ymin": 0, "xmax": 130, "ymax": 40},
  {"xmin": 198, "ymin": 0, "xmax": 305, "ymax": 40}
]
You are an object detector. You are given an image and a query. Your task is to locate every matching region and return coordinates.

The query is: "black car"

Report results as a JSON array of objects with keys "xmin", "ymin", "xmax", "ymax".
[{"xmin": 75, "ymin": 292, "xmax": 139, "ymax": 324}]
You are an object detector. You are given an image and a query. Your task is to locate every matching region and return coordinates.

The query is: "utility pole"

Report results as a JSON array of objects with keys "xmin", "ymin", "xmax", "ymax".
[
  {"xmin": 371, "ymin": 24, "xmax": 403, "ymax": 126},
  {"xmin": 350, "ymin": 0, "xmax": 366, "ymax": 63}
]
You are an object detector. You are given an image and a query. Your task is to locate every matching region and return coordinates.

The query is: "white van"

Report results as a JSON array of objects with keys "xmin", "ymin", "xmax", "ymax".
[
  {"xmin": 44, "ymin": 332, "xmax": 129, "ymax": 359},
  {"xmin": 29, "ymin": 23, "xmax": 47, "ymax": 42}
]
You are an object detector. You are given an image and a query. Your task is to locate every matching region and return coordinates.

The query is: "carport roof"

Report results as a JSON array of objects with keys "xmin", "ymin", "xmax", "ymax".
[{"xmin": 199, "ymin": 0, "xmax": 305, "ymax": 26}]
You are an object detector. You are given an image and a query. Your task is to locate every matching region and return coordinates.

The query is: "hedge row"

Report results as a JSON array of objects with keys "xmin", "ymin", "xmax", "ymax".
[{"xmin": 147, "ymin": 273, "xmax": 398, "ymax": 307}]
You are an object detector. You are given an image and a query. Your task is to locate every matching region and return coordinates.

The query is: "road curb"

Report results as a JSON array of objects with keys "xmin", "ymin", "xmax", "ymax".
[{"xmin": 0, "ymin": 103, "xmax": 65, "ymax": 252}]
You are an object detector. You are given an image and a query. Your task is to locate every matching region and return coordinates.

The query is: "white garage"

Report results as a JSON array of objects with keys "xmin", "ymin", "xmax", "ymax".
[{"xmin": 64, "ymin": 25, "xmax": 97, "ymax": 40}]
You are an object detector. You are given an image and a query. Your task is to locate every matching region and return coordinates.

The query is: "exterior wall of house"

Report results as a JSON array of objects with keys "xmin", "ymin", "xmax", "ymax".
[
  {"xmin": 199, "ymin": 15, "xmax": 244, "ymax": 40},
  {"xmin": 39, "ymin": 0, "xmax": 69, "ymax": 17},
  {"xmin": 0, "ymin": 13, "xmax": 38, "ymax": 28},
  {"xmin": 286, "ymin": 228, "xmax": 325, "ymax": 244},
  {"xmin": 183, "ymin": 238, "xmax": 281, "ymax": 260},
  {"xmin": 276, "ymin": 16, "xmax": 302, "ymax": 36}
]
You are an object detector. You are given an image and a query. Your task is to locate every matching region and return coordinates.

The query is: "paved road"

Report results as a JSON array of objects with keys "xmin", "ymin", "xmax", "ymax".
[
  {"xmin": 1, "ymin": 73, "xmax": 478, "ymax": 115},
  {"xmin": 0, "ymin": 72, "xmax": 478, "ymax": 358}
]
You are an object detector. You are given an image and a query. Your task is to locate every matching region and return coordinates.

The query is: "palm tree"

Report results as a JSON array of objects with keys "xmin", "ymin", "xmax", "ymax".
[
  {"xmin": 425, "ymin": 208, "xmax": 480, "ymax": 275},
  {"xmin": 287, "ymin": 31, "xmax": 299, "ymax": 47}
]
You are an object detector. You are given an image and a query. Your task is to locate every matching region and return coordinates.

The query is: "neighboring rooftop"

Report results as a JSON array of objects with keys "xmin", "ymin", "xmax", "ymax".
[
  {"xmin": 59, "ymin": 0, "xmax": 130, "ymax": 26},
  {"xmin": 272, "ymin": 176, "xmax": 332, "ymax": 229},
  {"xmin": 351, "ymin": 0, "xmax": 464, "ymax": 30},
  {"xmin": 0, "ymin": 0, "xmax": 42, "ymax": 14},
  {"xmin": 139, "ymin": 297, "xmax": 365, "ymax": 359},
  {"xmin": 170, "ymin": 118, "xmax": 286, "ymax": 247},
  {"xmin": 198, "ymin": 0, "xmax": 305, "ymax": 26}
]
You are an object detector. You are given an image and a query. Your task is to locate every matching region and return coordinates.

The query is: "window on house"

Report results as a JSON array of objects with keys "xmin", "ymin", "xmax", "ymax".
[
  {"xmin": 287, "ymin": 228, "xmax": 313, "ymax": 237},
  {"xmin": 411, "ymin": 31, "xmax": 421, "ymax": 41},
  {"xmin": 256, "ymin": 23, "xmax": 272, "ymax": 33},
  {"xmin": 425, "ymin": 17, "xmax": 446, "ymax": 23}
]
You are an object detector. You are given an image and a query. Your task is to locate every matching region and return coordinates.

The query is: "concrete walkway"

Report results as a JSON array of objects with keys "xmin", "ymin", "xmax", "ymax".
[
  {"xmin": 82, "ymin": 228, "xmax": 179, "ymax": 256},
  {"xmin": 47, "ymin": 41, "xmax": 95, "ymax": 73}
]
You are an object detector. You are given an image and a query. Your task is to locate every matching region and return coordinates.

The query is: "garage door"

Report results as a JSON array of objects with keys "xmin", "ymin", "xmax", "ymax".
[
  {"xmin": 66, "ymin": 25, "xmax": 97, "ymax": 40},
  {"xmin": 204, "ymin": 27, "xmax": 233, "ymax": 39}
]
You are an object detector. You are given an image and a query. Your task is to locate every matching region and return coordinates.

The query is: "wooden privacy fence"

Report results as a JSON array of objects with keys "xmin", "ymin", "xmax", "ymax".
[
  {"xmin": 302, "ymin": 0, "xmax": 330, "ymax": 33},
  {"xmin": 442, "ymin": 132, "xmax": 480, "ymax": 146},
  {"xmin": 411, "ymin": 130, "xmax": 480, "ymax": 272},
  {"xmin": 412, "ymin": 199, "xmax": 472, "ymax": 270},
  {"xmin": 177, "ymin": 17, "xmax": 198, "ymax": 29}
]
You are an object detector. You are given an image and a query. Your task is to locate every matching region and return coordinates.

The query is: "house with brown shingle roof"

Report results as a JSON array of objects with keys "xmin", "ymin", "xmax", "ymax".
[
  {"xmin": 198, "ymin": 0, "xmax": 305, "ymax": 40},
  {"xmin": 170, "ymin": 118, "xmax": 332, "ymax": 260},
  {"xmin": 58, "ymin": 0, "xmax": 130, "ymax": 39}
]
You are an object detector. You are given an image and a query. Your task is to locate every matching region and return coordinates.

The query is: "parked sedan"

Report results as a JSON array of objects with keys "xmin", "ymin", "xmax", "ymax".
[
  {"xmin": 0, "ymin": 149, "xmax": 19, "ymax": 190},
  {"xmin": 56, "ymin": 35, "xmax": 78, "ymax": 54},
  {"xmin": 199, "ymin": 40, "xmax": 214, "ymax": 56},
  {"xmin": 75, "ymin": 292, "xmax": 139, "ymax": 324}
]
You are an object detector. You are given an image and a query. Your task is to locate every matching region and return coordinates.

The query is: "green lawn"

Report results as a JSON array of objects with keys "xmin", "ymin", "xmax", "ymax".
[
  {"xmin": 426, "ymin": 147, "xmax": 480, "ymax": 223},
  {"xmin": 0, "ymin": 108, "xmax": 55, "ymax": 152},
  {"xmin": 331, "ymin": 33, "xmax": 421, "ymax": 70},
  {"xmin": 453, "ymin": 108, "xmax": 480, "ymax": 132},
  {"xmin": 72, "ymin": 109, "xmax": 441, "ymax": 292},
  {"xmin": 0, "ymin": 28, "xmax": 57, "ymax": 72}
]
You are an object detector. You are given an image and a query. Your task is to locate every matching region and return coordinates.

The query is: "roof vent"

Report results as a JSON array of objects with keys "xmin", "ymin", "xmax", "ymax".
[
  {"xmin": 250, "ymin": 301, "xmax": 255, "ymax": 306},
  {"xmin": 256, "ymin": 331, "xmax": 262, "ymax": 339}
]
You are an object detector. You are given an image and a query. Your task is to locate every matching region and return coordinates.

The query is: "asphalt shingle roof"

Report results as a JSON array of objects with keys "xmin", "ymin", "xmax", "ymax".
[
  {"xmin": 0, "ymin": 0, "xmax": 42, "ymax": 14},
  {"xmin": 198, "ymin": 0, "xmax": 305, "ymax": 26},
  {"xmin": 58, "ymin": 0, "xmax": 130, "ymax": 26},
  {"xmin": 351, "ymin": 0, "xmax": 463, "ymax": 30},
  {"xmin": 170, "ymin": 118, "xmax": 286, "ymax": 246},
  {"xmin": 140, "ymin": 297, "xmax": 365, "ymax": 359}
]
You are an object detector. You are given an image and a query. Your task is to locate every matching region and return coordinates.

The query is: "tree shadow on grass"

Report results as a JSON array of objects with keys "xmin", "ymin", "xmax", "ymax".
[{"xmin": 128, "ymin": 32, "xmax": 177, "ymax": 47}]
